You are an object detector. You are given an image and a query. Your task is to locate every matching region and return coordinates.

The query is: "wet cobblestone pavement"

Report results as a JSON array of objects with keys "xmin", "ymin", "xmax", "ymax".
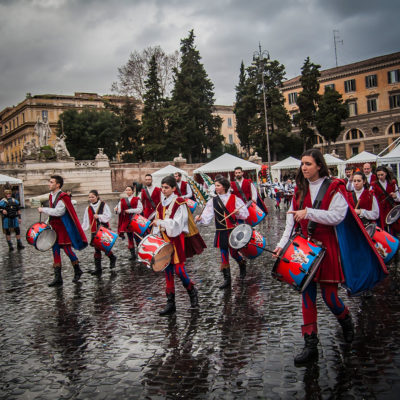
[{"xmin": 1, "ymin": 200, "xmax": 400, "ymax": 399}]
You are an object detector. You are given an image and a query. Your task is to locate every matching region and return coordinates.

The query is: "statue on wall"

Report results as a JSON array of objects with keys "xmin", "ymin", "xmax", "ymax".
[
  {"xmin": 54, "ymin": 133, "xmax": 71, "ymax": 160},
  {"xmin": 34, "ymin": 118, "xmax": 52, "ymax": 147},
  {"xmin": 21, "ymin": 138, "xmax": 39, "ymax": 161}
]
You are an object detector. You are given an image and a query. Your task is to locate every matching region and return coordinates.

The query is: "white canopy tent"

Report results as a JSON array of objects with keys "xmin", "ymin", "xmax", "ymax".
[
  {"xmin": 345, "ymin": 151, "xmax": 378, "ymax": 164},
  {"xmin": 194, "ymin": 153, "xmax": 261, "ymax": 174},
  {"xmin": 323, "ymin": 153, "xmax": 346, "ymax": 178},
  {"xmin": 378, "ymin": 144, "xmax": 400, "ymax": 178},
  {"xmin": 0, "ymin": 174, "xmax": 25, "ymax": 207},
  {"xmin": 270, "ymin": 156, "xmax": 301, "ymax": 180},
  {"xmin": 152, "ymin": 164, "xmax": 186, "ymax": 187}
]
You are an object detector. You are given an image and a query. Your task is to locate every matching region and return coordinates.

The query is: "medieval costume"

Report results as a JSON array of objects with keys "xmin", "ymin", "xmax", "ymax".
[
  {"xmin": 174, "ymin": 179, "xmax": 193, "ymax": 199},
  {"xmin": 140, "ymin": 184, "xmax": 161, "ymax": 219},
  {"xmin": 0, "ymin": 190, "xmax": 24, "ymax": 251}
]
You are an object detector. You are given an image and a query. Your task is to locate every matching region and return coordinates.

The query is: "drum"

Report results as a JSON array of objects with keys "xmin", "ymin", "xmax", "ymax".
[
  {"xmin": 26, "ymin": 222, "xmax": 57, "ymax": 251},
  {"xmin": 128, "ymin": 214, "xmax": 151, "ymax": 236},
  {"xmin": 229, "ymin": 224, "xmax": 266, "ymax": 259},
  {"xmin": 272, "ymin": 234, "xmax": 326, "ymax": 292},
  {"xmin": 385, "ymin": 205, "xmax": 400, "ymax": 225},
  {"xmin": 365, "ymin": 223, "xmax": 399, "ymax": 264},
  {"xmin": 185, "ymin": 199, "xmax": 198, "ymax": 213},
  {"xmin": 90, "ymin": 226, "xmax": 118, "ymax": 253},
  {"xmin": 245, "ymin": 201, "xmax": 266, "ymax": 227},
  {"xmin": 137, "ymin": 234, "xmax": 174, "ymax": 272}
]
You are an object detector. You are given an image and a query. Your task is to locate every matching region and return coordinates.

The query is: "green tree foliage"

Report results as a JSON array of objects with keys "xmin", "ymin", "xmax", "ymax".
[
  {"xmin": 167, "ymin": 30, "xmax": 223, "ymax": 163},
  {"xmin": 315, "ymin": 87, "xmax": 349, "ymax": 152},
  {"xmin": 141, "ymin": 54, "xmax": 168, "ymax": 161},
  {"xmin": 294, "ymin": 57, "xmax": 321, "ymax": 150},
  {"xmin": 57, "ymin": 109, "xmax": 120, "ymax": 160}
]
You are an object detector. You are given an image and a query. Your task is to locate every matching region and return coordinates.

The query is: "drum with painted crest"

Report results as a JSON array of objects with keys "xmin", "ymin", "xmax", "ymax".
[
  {"xmin": 90, "ymin": 226, "xmax": 118, "ymax": 253},
  {"xmin": 272, "ymin": 234, "xmax": 326, "ymax": 292},
  {"xmin": 185, "ymin": 199, "xmax": 198, "ymax": 213},
  {"xmin": 365, "ymin": 223, "xmax": 399, "ymax": 264},
  {"xmin": 137, "ymin": 234, "xmax": 174, "ymax": 272},
  {"xmin": 128, "ymin": 214, "xmax": 151, "ymax": 236},
  {"xmin": 26, "ymin": 222, "xmax": 57, "ymax": 251},
  {"xmin": 229, "ymin": 224, "xmax": 266, "ymax": 259}
]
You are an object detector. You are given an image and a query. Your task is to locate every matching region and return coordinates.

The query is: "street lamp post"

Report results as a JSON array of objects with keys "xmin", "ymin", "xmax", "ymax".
[{"xmin": 254, "ymin": 43, "xmax": 272, "ymax": 178}]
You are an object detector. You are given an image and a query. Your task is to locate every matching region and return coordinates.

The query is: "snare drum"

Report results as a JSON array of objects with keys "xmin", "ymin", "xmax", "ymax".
[
  {"xmin": 229, "ymin": 224, "xmax": 266, "ymax": 259},
  {"xmin": 185, "ymin": 199, "xmax": 198, "ymax": 213},
  {"xmin": 90, "ymin": 226, "xmax": 118, "ymax": 253},
  {"xmin": 245, "ymin": 201, "xmax": 266, "ymax": 227},
  {"xmin": 272, "ymin": 235, "xmax": 326, "ymax": 292},
  {"xmin": 26, "ymin": 222, "xmax": 57, "ymax": 251},
  {"xmin": 385, "ymin": 205, "xmax": 400, "ymax": 225},
  {"xmin": 365, "ymin": 223, "xmax": 399, "ymax": 264},
  {"xmin": 137, "ymin": 234, "xmax": 174, "ymax": 272},
  {"xmin": 128, "ymin": 214, "xmax": 151, "ymax": 236}
]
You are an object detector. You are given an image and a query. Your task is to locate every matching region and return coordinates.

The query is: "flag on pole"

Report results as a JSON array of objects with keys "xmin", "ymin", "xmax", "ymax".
[{"xmin": 187, "ymin": 176, "xmax": 209, "ymax": 206}]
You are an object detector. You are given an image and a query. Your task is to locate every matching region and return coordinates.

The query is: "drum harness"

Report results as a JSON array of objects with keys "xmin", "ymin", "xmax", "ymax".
[
  {"xmin": 235, "ymin": 180, "xmax": 250, "ymax": 203},
  {"xmin": 144, "ymin": 187, "xmax": 156, "ymax": 210},
  {"xmin": 213, "ymin": 195, "xmax": 237, "ymax": 231}
]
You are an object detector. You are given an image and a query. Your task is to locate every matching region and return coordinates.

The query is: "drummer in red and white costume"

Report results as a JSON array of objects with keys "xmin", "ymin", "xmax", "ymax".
[
  {"xmin": 372, "ymin": 165, "xmax": 400, "ymax": 234},
  {"xmin": 230, "ymin": 166, "xmax": 257, "ymax": 203},
  {"xmin": 348, "ymin": 171, "xmax": 379, "ymax": 226},
  {"xmin": 82, "ymin": 190, "xmax": 116, "ymax": 275},
  {"xmin": 38, "ymin": 175, "xmax": 87, "ymax": 287},
  {"xmin": 140, "ymin": 174, "xmax": 161, "ymax": 219},
  {"xmin": 114, "ymin": 185, "xmax": 143, "ymax": 261},
  {"xmin": 152, "ymin": 175, "xmax": 204, "ymax": 315},
  {"xmin": 196, "ymin": 175, "xmax": 249, "ymax": 287},
  {"xmin": 173, "ymin": 172, "xmax": 193, "ymax": 199},
  {"xmin": 274, "ymin": 149, "xmax": 354, "ymax": 365}
]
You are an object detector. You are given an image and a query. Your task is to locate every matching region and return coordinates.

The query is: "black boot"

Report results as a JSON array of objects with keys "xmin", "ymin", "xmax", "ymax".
[
  {"xmin": 48, "ymin": 267, "xmax": 63, "ymax": 287},
  {"xmin": 72, "ymin": 263, "xmax": 83, "ymax": 283},
  {"xmin": 7, "ymin": 241, "xmax": 14, "ymax": 251},
  {"xmin": 187, "ymin": 286, "xmax": 199, "ymax": 308},
  {"xmin": 159, "ymin": 293, "xmax": 176, "ymax": 316},
  {"xmin": 238, "ymin": 259, "xmax": 247, "ymax": 279},
  {"xmin": 17, "ymin": 240, "xmax": 25, "ymax": 250},
  {"xmin": 90, "ymin": 258, "xmax": 102, "ymax": 276},
  {"xmin": 294, "ymin": 332, "xmax": 319, "ymax": 365},
  {"xmin": 129, "ymin": 248, "xmax": 137, "ymax": 261},
  {"xmin": 109, "ymin": 254, "xmax": 117, "ymax": 269},
  {"xmin": 219, "ymin": 267, "xmax": 231, "ymax": 289},
  {"xmin": 339, "ymin": 314, "xmax": 354, "ymax": 343}
]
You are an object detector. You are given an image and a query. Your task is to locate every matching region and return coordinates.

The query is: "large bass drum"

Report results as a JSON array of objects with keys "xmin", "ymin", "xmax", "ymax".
[
  {"xmin": 137, "ymin": 234, "xmax": 174, "ymax": 272},
  {"xmin": 26, "ymin": 222, "xmax": 57, "ymax": 251}
]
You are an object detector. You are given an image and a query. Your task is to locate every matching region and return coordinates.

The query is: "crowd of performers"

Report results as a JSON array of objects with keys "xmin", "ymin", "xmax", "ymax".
[{"xmin": 1, "ymin": 152, "xmax": 398, "ymax": 365}]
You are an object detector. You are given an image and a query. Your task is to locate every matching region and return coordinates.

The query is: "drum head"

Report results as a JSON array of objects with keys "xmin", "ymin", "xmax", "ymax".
[
  {"xmin": 229, "ymin": 224, "xmax": 253, "ymax": 249},
  {"xmin": 386, "ymin": 205, "xmax": 400, "ymax": 225},
  {"xmin": 365, "ymin": 223, "xmax": 376, "ymax": 238},
  {"xmin": 152, "ymin": 242, "xmax": 173, "ymax": 272},
  {"xmin": 36, "ymin": 229, "xmax": 57, "ymax": 251}
]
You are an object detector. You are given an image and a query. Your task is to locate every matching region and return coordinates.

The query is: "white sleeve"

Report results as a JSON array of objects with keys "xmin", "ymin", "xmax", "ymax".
[
  {"xmin": 115, "ymin": 201, "xmax": 122, "ymax": 214},
  {"xmin": 305, "ymin": 192, "xmax": 348, "ymax": 226},
  {"xmin": 198, "ymin": 198, "xmax": 215, "ymax": 225},
  {"xmin": 235, "ymin": 196, "xmax": 250, "ymax": 220},
  {"xmin": 359, "ymin": 196, "xmax": 379, "ymax": 221},
  {"xmin": 250, "ymin": 183, "xmax": 258, "ymax": 202},
  {"xmin": 41, "ymin": 200, "xmax": 66, "ymax": 217},
  {"xmin": 98, "ymin": 203, "xmax": 112, "ymax": 224},
  {"xmin": 81, "ymin": 207, "xmax": 90, "ymax": 231},
  {"xmin": 183, "ymin": 184, "xmax": 193, "ymax": 199},
  {"xmin": 157, "ymin": 204, "xmax": 188, "ymax": 237},
  {"xmin": 276, "ymin": 202, "xmax": 295, "ymax": 249},
  {"xmin": 125, "ymin": 199, "xmax": 143, "ymax": 214}
]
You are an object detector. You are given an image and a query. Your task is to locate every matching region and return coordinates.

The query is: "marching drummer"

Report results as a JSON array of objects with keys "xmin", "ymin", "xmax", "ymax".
[
  {"xmin": 114, "ymin": 185, "xmax": 143, "ymax": 261},
  {"xmin": 82, "ymin": 190, "xmax": 116, "ymax": 275},
  {"xmin": 152, "ymin": 175, "xmax": 206, "ymax": 315},
  {"xmin": 195, "ymin": 175, "xmax": 249, "ymax": 287},
  {"xmin": 140, "ymin": 174, "xmax": 161, "ymax": 219},
  {"xmin": 38, "ymin": 175, "xmax": 87, "ymax": 286},
  {"xmin": 273, "ymin": 149, "xmax": 354, "ymax": 365},
  {"xmin": 230, "ymin": 166, "xmax": 257, "ymax": 203}
]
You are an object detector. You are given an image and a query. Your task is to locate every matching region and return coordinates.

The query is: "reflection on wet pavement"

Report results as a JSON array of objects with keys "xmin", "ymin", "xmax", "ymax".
[{"xmin": 1, "ymin": 201, "xmax": 400, "ymax": 399}]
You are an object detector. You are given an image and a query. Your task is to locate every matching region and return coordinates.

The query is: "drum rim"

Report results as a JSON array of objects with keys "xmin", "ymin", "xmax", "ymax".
[
  {"xmin": 365, "ymin": 223, "xmax": 376, "ymax": 238},
  {"xmin": 229, "ymin": 224, "xmax": 253, "ymax": 249},
  {"xmin": 35, "ymin": 227, "xmax": 57, "ymax": 251},
  {"xmin": 151, "ymin": 242, "xmax": 173, "ymax": 272},
  {"xmin": 386, "ymin": 205, "xmax": 400, "ymax": 225}
]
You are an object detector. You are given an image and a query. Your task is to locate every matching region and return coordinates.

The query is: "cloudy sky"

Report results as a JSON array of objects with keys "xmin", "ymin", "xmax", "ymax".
[{"xmin": 0, "ymin": 0, "xmax": 398, "ymax": 111}]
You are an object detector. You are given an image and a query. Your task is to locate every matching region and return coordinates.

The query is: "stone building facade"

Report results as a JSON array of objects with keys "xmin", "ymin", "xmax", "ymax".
[{"xmin": 282, "ymin": 52, "xmax": 400, "ymax": 158}]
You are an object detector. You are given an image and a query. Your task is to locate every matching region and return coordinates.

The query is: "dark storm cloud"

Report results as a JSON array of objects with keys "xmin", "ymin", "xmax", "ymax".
[{"xmin": 0, "ymin": 0, "xmax": 398, "ymax": 110}]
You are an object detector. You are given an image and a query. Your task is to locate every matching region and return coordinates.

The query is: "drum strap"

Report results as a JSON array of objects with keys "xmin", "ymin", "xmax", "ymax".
[
  {"xmin": 376, "ymin": 181, "xmax": 396, "ymax": 207},
  {"xmin": 145, "ymin": 187, "xmax": 156, "ymax": 209},
  {"xmin": 51, "ymin": 191, "xmax": 62, "ymax": 208},
  {"xmin": 235, "ymin": 180, "xmax": 249, "ymax": 202},
  {"xmin": 214, "ymin": 195, "xmax": 236, "ymax": 227},
  {"xmin": 351, "ymin": 191, "xmax": 358, "ymax": 207},
  {"xmin": 307, "ymin": 178, "xmax": 332, "ymax": 238},
  {"xmin": 176, "ymin": 183, "xmax": 182, "ymax": 196}
]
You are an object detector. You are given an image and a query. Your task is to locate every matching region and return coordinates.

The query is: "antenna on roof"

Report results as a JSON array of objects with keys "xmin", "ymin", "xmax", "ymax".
[{"xmin": 333, "ymin": 30, "xmax": 343, "ymax": 67}]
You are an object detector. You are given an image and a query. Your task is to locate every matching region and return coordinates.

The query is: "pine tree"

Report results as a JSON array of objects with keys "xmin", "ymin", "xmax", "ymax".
[
  {"xmin": 141, "ymin": 54, "xmax": 167, "ymax": 161},
  {"xmin": 294, "ymin": 57, "xmax": 321, "ymax": 150},
  {"xmin": 167, "ymin": 30, "xmax": 223, "ymax": 162}
]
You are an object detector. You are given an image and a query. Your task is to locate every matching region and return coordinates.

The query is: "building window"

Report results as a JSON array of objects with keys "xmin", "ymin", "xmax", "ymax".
[
  {"xmin": 228, "ymin": 134, "xmax": 233, "ymax": 144},
  {"xmin": 373, "ymin": 144, "xmax": 380, "ymax": 154},
  {"xmin": 344, "ymin": 79, "xmax": 356, "ymax": 93},
  {"xmin": 288, "ymin": 92, "xmax": 298, "ymax": 104},
  {"xmin": 367, "ymin": 98, "xmax": 377, "ymax": 113},
  {"xmin": 365, "ymin": 74, "xmax": 377, "ymax": 88},
  {"xmin": 324, "ymin": 84, "xmax": 335, "ymax": 91},
  {"xmin": 22, "ymin": 113, "xmax": 25, "ymax": 123},
  {"xmin": 388, "ymin": 122, "xmax": 400, "ymax": 135},
  {"xmin": 345, "ymin": 128, "xmax": 363, "ymax": 140},
  {"xmin": 312, "ymin": 135, "xmax": 323, "ymax": 145},
  {"xmin": 227, "ymin": 117, "xmax": 232, "ymax": 128},
  {"xmin": 351, "ymin": 145, "xmax": 359, "ymax": 156},
  {"xmin": 388, "ymin": 69, "xmax": 400, "ymax": 84},
  {"xmin": 348, "ymin": 101, "xmax": 358, "ymax": 116},
  {"xmin": 372, "ymin": 126, "xmax": 379, "ymax": 134},
  {"xmin": 389, "ymin": 94, "xmax": 400, "ymax": 109},
  {"xmin": 42, "ymin": 110, "xmax": 48, "ymax": 122}
]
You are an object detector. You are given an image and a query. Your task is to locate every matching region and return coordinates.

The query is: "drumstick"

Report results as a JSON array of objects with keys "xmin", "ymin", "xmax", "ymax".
[{"xmin": 220, "ymin": 200, "xmax": 251, "ymax": 223}]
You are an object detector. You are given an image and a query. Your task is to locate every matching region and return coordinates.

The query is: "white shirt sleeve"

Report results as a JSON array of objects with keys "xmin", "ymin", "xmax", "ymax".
[
  {"xmin": 235, "ymin": 196, "xmax": 250, "ymax": 220},
  {"xmin": 98, "ymin": 203, "xmax": 112, "ymax": 224},
  {"xmin": 153, "ymin": 203, "xmax": 188, "ymax": 237},
  {"xmin": 41, "ymin": 200, "xmax": 66, "ymax": 217},
  {"xmin": 198, "ymin": 198, "xmax": 215, "ymax": 225},
  {"xmin": 81, "ymin": 206, "xmax": 90, "ymax": 231},
  {"xmin": 182, "ymin": 183, "xmax": 193, "ymax": 199},
  {"xmin": 359, "ymin": 196, "xmax": 379, "ymax": 221},
  {"xmin": 276, "ymin": 203, "xmax": 295, "ymax": 249},
  {"xmin": 124, "ymin": 199, "xmax": 143, "ymax": 214},
  {"xmin": 250, "ymin": 183, "xmax": 258, "ymax": 202}
]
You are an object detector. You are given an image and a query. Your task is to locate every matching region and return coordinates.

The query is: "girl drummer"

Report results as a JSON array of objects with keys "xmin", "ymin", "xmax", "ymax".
[
  {"xmin": 371, "ymin": 166, "xmax": 400, "ymax": 234},
  {"xmin": 274, "ymin": 149, "xmax": 354, "ymax": 365},
  {"xmin": 348, "ymin": 171, "xmax": 379, "ymax": 226},
  {"xmin": 82, "ymin": 190, "xmax": 116, "ymax": 275},
  {"xmin": 195, "ymin": 175, "xmax": 249, "ymax": 288},
  {"xmin": 114, "ymin": 185, "xmax": 143, "ymax": 261}
]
